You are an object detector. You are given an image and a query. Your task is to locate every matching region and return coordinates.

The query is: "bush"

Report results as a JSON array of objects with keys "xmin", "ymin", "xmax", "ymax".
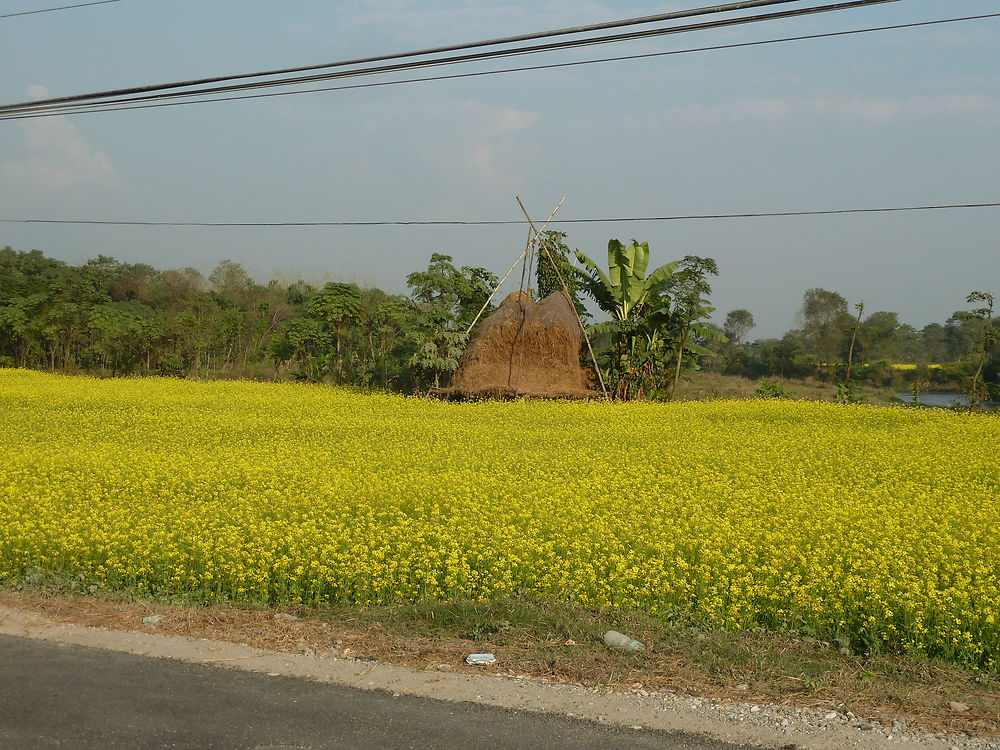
[
  {"xmin": 756, "ymin": 379, "xmax": 793, "ymax": 399},
  {"xmin": 157, "ymin": 353, "xmax": 188, "ymax": 378},
  {"xmin": 836, "ymin": 380, "xmax": 865, "ymax": 404}
]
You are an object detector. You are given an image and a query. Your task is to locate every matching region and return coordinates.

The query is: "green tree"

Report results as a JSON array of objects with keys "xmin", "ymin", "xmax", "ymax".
[
  {"xmin": 845, "ymin": 302, "xmax": 864, "ymax": 382},
  {"xmin": 355, "ymin": 288, "xmax": 412, "ymax": 388},
  {"xmin": 406, "ymin": 253, "xmax": 497, "ymax": 329},
  {"xmin": 273, "ymin": 317, "xmax": 332, "ymax": 382},
  {"xmin": 0, "ymin": 293, "xmax": 47, "ymax": 367},
  {"xmin": 723, "ymin": 309, "xmax": 755, "ymax": 346},
  {"xmin": 800, "ymin": 288, "xmax": 852, "ymax": 373},
  {"xmin": 406, "ymin": 254, "xmax": 498, "ymax": 389},
  {"xmin": 920, "ymin": 322, "xmax": 949, "ymax": 363},
  {"xmin": 960, "ymin": 291, "xmax": 996, "ymax": 407},
  {"xmin": 858, "ymin": 310, "xmax": 905, "ymax": 364},
  {"xmin": 657, "ymin": 256, "xmax": 724, "ymax": 400},
  {"xmin": 86, "ymin": 301, "xmax": 164, "ymax": 375},
  {"xmin": 535, "ymin": 231, "xmax": 586, "ymax": 317},
  {"xmin": 307, "ymin": 283, "xmax": 363, "ymax": 383}
]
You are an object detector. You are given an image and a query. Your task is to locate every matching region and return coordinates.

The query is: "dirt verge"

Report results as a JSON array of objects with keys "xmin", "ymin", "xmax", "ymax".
[{"xmin": 0, "ymin": 590, "xmax": 996, "ymax": 749}]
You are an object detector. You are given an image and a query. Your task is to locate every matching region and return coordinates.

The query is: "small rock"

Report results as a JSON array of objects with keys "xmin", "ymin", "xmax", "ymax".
[
  {"xmin": 465, "ymin": 653, "xmax": 497, "ymax": 666},
  {"xmin": 734, "ymin": 683, "xmax": 749, "ymax": 691},
  {"xmin": 824, "ymin": 711, "xmax": 838, "ymax": 720},
  {"xmin": 948, "ymin": 701, "xmax": 971, "ymax": 713},
  {"xmin": 750, "ymin": 706, "xmax": 761, "ymax": 713},
  {"xmin": 434, "ymin": 663, "xmax": 453, "ymax": 672},
  {"xmin": 273, "ymin": 613, "xmax": 300, "ymax": 623},
  {"xmin": 142, "ymin": 615, "xmax": 163, "ymax": 625}
]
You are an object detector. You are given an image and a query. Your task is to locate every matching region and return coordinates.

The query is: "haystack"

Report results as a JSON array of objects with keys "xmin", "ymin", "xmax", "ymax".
[{"xmin": 441, "ymin": 290, "xmax": 598, "ymax": 399}]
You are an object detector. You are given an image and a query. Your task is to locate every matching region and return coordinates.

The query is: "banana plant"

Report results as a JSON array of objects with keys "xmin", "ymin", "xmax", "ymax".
[
  {"xmin": 573, "ymin": 240, "xmax": 679, "ymax": 399},
  {"xmin": 574, "ymin": 239, "xmax": 679, "ymax": 325}
]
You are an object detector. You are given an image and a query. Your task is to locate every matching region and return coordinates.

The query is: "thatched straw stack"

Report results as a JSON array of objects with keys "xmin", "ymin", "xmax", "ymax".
[{"xmin": 439, "ymin": 291, "xmax": 598, "ymax": 400}]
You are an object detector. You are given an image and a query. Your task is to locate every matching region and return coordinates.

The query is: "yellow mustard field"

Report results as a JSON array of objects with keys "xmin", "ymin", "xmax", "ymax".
[{"xmin": 0, "ymin": 369, "xmax": 998, "ymax": 669}]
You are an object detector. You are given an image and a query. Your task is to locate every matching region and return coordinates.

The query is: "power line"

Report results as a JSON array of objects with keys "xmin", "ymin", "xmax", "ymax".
[
  {"xmin": 1, "ymin": 0, "xmax": 897, "ymax": 116},
  {"xmin": 4, "ymin": 11, "xmax": 994, "ymax": 121},
  {"xmin": 0, "ymin": 0, "xmax": 120, "ymax": 20},
  {"xmin": 0, "ymin": 1, "xmax": 845, "ymax": 109},
  {"xmin": 1, "ymin": 0, "xmax": 899, "ymax": 118},
  {"xmin": 3, "ymin": 202, "xmax": 998, "ymax": 228}
]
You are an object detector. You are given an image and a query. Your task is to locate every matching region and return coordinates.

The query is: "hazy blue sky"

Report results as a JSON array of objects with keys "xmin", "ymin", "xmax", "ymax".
[{"xmin": 2, "ymin": 0, "xmax": 998, "ymax": 337}]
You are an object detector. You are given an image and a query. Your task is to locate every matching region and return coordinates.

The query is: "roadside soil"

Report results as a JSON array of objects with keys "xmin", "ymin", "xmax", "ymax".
[{"xmin": 1, "ymin": 589, "xmax": 996, "ymax": 745}]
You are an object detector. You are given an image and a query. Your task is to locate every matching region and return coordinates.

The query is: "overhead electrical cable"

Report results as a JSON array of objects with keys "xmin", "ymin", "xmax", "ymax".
[
  {"xmin": 3, "ymin": 11, "xmax": 994, "ymax": 121},
  {"xmin": 1, "ymin": 0, "xmax": 897, "ymax": 116},
  {"xmin": 3, "ymin": 202, "xmax": 998, "ymax": 229},
  {"xmin": 0, "ymin": 0, "xmax": 847, "ymax": 110},
  {"xmin": 0, "ymin": 0, "xmax": 120, "ymax": 20},
  {"xmin": 0, "ymin": 0, "xmax": 900, "ymax": 118}
]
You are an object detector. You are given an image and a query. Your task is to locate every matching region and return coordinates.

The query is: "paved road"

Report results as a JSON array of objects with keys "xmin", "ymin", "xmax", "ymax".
[{"xmin": 0, "ymin": 635, "xmax": 770, "ymax": 750}]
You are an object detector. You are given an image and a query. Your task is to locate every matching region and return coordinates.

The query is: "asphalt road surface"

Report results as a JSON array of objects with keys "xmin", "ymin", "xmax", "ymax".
[{"xmin": 0, "ymin": 635, "xmax": 772, "ymax": 750}]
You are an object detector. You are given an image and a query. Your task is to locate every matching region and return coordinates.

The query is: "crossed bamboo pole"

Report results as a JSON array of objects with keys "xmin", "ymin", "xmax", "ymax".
[
  {"xmin": 515, "ymin": 197, "xmax": 609, "ymax": 399},
  {"xmin": 464, "ymin": 199, "xmax": 565, "ymax": 335}
]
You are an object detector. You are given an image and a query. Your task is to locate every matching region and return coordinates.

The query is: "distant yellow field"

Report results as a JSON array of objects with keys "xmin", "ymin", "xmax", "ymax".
[{"xmin": 1, "ymin": 369, "xmax": 997, "ymax": 669}]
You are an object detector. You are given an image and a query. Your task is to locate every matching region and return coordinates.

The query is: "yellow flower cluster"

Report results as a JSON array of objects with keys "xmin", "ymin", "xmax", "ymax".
[{"xmin": 1, "ymin": 369, "xmax": 997, "ymax": 669}]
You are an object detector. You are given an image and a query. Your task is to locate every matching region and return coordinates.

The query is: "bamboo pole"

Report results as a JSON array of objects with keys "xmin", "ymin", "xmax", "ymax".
[{"xmin": 515, "ymin": 196, "xmax": 609, "ymax": 399}]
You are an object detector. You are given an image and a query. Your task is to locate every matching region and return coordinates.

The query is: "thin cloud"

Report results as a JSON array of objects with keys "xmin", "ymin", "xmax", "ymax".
[
  {"xmin": 663, "ymin": 93, "xmax": 1000, "ymax": 126},
  {"xmin": 0, "ymin": 85, "xmax": 122, "ymax": 192},
  {"xmin": 424, "ymin": 99, "xmax": 540, "ymax": 190},
  {"xmin": 342, "ymin": 0, "xmax": 621, "ymax": 42}
]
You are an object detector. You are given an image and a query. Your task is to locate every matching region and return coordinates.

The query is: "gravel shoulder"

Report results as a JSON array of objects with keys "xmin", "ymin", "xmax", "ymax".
[{"xmin": 1, "ymin": 602, "xmax": 995, "ymax": 750}]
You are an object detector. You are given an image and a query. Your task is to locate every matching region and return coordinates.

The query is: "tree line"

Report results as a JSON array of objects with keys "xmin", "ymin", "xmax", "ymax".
[
  {"xmin": 1, "ymin": 241, "xmax": 995, "ymax": 400},
  {"xmin": 718, "ymin": 287, "xmax": 998, "ymax": 402}
]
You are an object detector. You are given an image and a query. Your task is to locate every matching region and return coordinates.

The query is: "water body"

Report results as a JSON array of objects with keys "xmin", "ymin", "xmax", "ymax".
[{"xmin": 894, "ymin": 392, "xmax": 999, "ymax": 409}]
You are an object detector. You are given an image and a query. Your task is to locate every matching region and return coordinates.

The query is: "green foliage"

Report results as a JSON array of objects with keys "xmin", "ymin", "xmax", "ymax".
[
  {"xmin": 1, "ymin": 245, "xmax": 995, "ymax": 403},
  {"xmin": 535, "ymin": 231, "xmax": 586, "ymax": 317},
  {"xmin": 800, "ymin": 288, "xmax": 853, "ymax": 370},
  {"xmin": 406, "ymin": 253, "xmax": 497, "ymax": 330},
  {"xmin": 409, "ymin": 327, "xmax": 469, "ymax": 389},
  {"xmin": 574, "ymin": 239, "xmax": 679, "ymax": 324},
  {"xmin": 835, "ymin": 380, "xmax": 865, "ymax": 404},
  {"xmin": 756, "ymin": 379, "xmax": 794, "ymax": 399},
  {"xmin": 657, "ymin": 256, "xmax": 724, "ymax": 400},
  {"xmin": 571, "ymin": 242, "xmax": 724, "ymax": 401},
  {"xmin": 405, "ymin": 253, "xmax": 498, "ymax": 390},
  {"xmin": 723, "ymin": 309, "xmax": 755, "ymax": 346},
  {"xmin": 573, "ymin": 239, "xmax": 684, "ymax": 400},
  {"xmin": 959, "ymin": 291, "xmax": 996, "ymax": 408}
]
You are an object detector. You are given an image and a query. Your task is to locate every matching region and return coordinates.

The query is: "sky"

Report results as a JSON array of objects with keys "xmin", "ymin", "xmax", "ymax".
[{"xmin": 1, "ymin": 0, "xmax": 998, "ymax": 338}]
